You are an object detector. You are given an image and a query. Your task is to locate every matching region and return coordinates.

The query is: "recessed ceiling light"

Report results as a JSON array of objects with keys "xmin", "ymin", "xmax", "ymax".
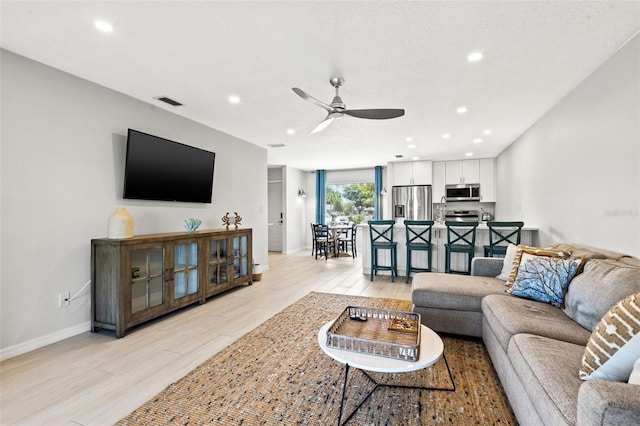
[
  {"xmin": 467, "ymin": 52, "xmax": 483, "ymax": 62},
  {"xmin": 442, "ymin": 133, "xmax": 451, "ymax": 139},
  {"xmin": 473, "ymin": 138, "xmax": 483, "ymax": 144},
  {"xmin": 94, "ymin": 20, "xmax": 114, "ymax": 33},
  {"xmin": 483, "ymin": 129, "xmax": 492, "ymax": 135},
  {"xmin": 412, "ymin": 156, "xmax": 419, "ymax": 161},
  {"xmin": 228, "ymin": 95, "xmax": 240, "ymax": 104},
  {"xmin": 405, "ymin": 137, "xmax": 413, "ymax": 142},
  {"xmin": 408, "ymin": 144, "xmax": 416, "ymax": 149},
  {"xmin": 286, "ymin": 128, "xmax": 295, "ymax": 135},
  {"xmin": 456, "ymin": 106, "xmax": 467, "ymax": 114},
  {"xmin": 465, "ymin": 152, "xmax": 474, "ymax": 157}
]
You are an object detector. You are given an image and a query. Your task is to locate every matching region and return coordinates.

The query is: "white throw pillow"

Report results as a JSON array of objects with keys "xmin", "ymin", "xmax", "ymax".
[
  {"xmin": 629, "ymin": 358, "xmax": 640, "ymax": 385},
  {"xmin": 495, "ymin": 243, "xmax": 517, "ymax": 281}
]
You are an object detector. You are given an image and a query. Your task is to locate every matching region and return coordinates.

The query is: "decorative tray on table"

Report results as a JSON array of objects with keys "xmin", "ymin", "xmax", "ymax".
[{"xmin": 326, "ymin": 306, "xmax": 421, "ymax": 361}]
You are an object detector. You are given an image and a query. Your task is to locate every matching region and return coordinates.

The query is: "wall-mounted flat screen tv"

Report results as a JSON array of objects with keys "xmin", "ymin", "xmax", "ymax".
[{"xmin": 123, "ymin": 129, "xmax": 215, "ymax": 203}]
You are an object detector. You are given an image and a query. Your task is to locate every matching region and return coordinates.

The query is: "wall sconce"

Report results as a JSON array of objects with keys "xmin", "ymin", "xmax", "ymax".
[
  {"xmin": 298, "ymin": 189, "xmax": 307, "ymax": 198},
  {"xmin": 380, "ymin": 187, "xmax": 388, "ymax": 195}
]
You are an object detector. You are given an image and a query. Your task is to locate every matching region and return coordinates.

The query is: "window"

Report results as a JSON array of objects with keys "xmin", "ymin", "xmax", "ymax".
[{"xmin": 326, "ymin": 183, "xmax": 375, "ymax": 225}]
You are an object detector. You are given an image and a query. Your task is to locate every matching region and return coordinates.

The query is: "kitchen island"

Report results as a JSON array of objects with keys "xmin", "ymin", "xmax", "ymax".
[{"xmin": 357, "ymin": 223, "xmax": 538, "ymax": 277}]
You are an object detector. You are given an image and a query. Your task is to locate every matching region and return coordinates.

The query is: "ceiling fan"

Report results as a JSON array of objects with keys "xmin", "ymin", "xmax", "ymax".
[{"xmin": 292, "ymin": 77, "xmax": 405, "ymax": 133}]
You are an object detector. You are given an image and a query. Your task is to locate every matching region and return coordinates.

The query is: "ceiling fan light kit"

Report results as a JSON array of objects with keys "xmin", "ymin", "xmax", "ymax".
[{"xmin": 293, "ymin": 77, "xmax": 405, "ymax": 133}]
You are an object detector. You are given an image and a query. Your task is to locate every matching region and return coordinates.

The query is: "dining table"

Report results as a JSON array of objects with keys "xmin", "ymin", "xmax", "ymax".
[{"xmin": 328, "ymin": 224, "xmax": 352, "ymax": 257}]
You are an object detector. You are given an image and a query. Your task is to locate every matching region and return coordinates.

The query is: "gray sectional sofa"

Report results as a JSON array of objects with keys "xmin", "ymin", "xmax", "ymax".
[{"xmin": 411, "ymin": 244, "xmax": 640, "ymax": 426}]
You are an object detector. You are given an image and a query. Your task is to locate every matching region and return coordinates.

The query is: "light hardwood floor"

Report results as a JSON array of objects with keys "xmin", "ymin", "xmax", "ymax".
[{"xmin": 0, "ymin": 251, "xmax": 412, "ymax": 426}]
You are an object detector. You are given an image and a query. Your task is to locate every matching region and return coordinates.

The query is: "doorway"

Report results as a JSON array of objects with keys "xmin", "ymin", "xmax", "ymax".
[{"xmin": 268, "ymin": 168, "xmax": 284, "ymax": 252}]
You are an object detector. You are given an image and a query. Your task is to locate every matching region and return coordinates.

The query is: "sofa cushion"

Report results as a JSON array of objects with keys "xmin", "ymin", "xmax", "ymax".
[
  {"xmin": 580, "ymin": 292, "xmax": 640, "ymax": 382},
  {"xmin": 412, "ymin": 273, "xmax": 506, "ymax": 312},
  {"xmin": 482, "ymin": 294, "xmax": 591, "ymax": 353},
  {"xmin": 620, "ymin": 257, "xmax": 640, "ymax": 267},
  {"xmin": 577, "ymin": 380, "xmax": 640, "ymax": 425},
  {"xmin": 563, "ymin": 259, "xmax": 640, "ymax": 331},
  {"xmin": 552, "ymin": 243, "xmax": 629, "ymax": 262},
  {"xmin": 508, "ymin": 334, "xmax": 585, "ymax": 426},
  {"xmin": 507, "ymin": 253, "xmax": 582, "ymax": 307}
]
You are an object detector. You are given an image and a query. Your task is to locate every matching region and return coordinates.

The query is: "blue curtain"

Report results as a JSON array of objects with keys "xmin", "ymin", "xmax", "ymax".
[
  {"xmin": 315, "ymin": 170, "xmax": 326, "ymax": 224},
  {"xmin": 374, "ymin": 166, "xmax": 383, "ymax": 220}
]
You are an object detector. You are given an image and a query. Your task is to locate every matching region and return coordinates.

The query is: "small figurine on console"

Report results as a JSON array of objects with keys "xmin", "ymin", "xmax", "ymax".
[{"xmin": 222, "ymin": 212, "xmax": 231, "ymax": 230}]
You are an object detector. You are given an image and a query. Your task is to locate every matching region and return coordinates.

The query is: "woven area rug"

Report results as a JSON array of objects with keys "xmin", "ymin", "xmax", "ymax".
[{"xmin": 118, "ymin": 292, "xmax": 515, "ymax": 425}]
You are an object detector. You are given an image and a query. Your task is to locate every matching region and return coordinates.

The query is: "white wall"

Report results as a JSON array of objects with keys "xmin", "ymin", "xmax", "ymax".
[
  {"xmin": 496, "ymin": 34, "xmax": 640, "ymax": 257},
  {"xmin": 0, "ymin": 50, "xmax": 268, "ymax": 358},
  {"xmin": 284, "ymin": 166, "xmax": 308, "ymax": 253}
]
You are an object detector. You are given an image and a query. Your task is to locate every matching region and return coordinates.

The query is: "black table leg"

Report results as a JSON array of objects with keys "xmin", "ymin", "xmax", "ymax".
[
  {"xmin": 336, "ymin": 354, "xmax": 456, "ymax": 426},
  {"xmin": 337, "ymin": 363, "xmax": 350, "ymax": 426}
]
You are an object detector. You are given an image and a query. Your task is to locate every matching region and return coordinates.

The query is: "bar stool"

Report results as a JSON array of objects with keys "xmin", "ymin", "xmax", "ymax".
[
  {"xmin": 444, "ymin": 221, "xmax": 478, "ymax": 275},
  {"xmin": 483, "ymin": 221, "xmax": 524, "ymax": 257},
  {"xmin": 404, "ymin": 220, "xmax": 434, "ymax": 283},
  {"xmin": 368, "ymin": 220, "xmax": 397, "ymax": 282}
]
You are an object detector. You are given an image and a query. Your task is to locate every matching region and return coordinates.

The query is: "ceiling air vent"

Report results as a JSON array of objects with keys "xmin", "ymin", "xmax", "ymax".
[
  {"xmin": 395, "ymin": 154, "xmax": 404, "ymax": 159},
  {"xmin": 268, "ymin": 144, "xmax": 286, "ymax": 148},
  {"xmin": 156, "ymin": 96, "xmax": 183, "ymax": 106}
]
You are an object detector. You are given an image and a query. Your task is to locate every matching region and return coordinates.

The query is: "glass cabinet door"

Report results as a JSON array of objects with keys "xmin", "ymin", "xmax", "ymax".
[
  {"xmin": 130, "ymin": 246, "xmax": 165, "ymax": 314},
  {"xmin": 208, "ymin": 238, "xmax": 229, "ymax": 286},
  {"xmin": 233, "ymin": 235, "xmax": 249, "ymax": 279},
  {"xmin": 174, "ymin": 242, "xmax": 199, "ymax": 300}
]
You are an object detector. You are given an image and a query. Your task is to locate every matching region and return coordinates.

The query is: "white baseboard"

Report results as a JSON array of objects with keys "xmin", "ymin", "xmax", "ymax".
[{"xmin": 0, "ymin": 321, "xmax": 91, "ymax": 362}]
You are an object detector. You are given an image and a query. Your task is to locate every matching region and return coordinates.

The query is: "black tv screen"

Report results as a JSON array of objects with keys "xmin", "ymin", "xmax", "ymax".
[{"xmin": 123, "ymin": 129, "xmax": 215, "ymax": 203}]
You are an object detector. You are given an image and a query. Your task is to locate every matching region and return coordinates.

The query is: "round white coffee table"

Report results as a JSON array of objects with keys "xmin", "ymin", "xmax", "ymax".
[{"xmin": 318, "ymin": 321, "xmax": 455, "ymax": 425}]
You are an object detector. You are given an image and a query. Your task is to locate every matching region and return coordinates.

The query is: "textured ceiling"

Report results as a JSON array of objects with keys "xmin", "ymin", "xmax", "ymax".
[{"xmin": 2, "ymin": 1, "xmax": 639, "ymax": 171}]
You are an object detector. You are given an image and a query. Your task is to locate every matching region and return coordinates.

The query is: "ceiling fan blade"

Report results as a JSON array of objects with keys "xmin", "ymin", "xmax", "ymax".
[
  {"xmin": 311, "ymin": 115, "xmax": 335, "ymax": 133},
  {"xmin": 310, "ymin": 112, "xmax": 345, "ymax": 133},
  {"xmin": 343, "ymin": 109, "xmax": 405, "ymax": 119},
  {"xmin": 292, "ymin": 88, "xmax": 333, "ymax": 113}
]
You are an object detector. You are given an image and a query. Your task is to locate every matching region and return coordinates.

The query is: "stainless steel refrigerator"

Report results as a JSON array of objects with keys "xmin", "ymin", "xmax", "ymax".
[{"xmin": 392, "ymin": 185, "xmax": 432, "ymax": 221}]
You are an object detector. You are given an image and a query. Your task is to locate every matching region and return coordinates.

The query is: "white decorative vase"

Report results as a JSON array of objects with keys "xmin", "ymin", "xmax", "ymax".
[
  {"xmin": 108, "ymin": 207, "xmax": 134, "ymax": 239},
  {"xmin": 252, "ymin": 264, "xmax": 263, "ymax": 281}
]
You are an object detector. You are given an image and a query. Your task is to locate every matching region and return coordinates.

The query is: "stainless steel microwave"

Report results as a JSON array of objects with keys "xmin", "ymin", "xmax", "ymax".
[{"xmin": 445, "ymin": 184, "xmax": 480, "ymax": 201}]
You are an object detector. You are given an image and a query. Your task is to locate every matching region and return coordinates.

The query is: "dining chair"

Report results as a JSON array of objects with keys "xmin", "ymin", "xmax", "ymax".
[
  {"xmin": 310, "ymin": 223, "xmax": 316, "ymax": 256},
  {"xmin": 483, "ymin": 221, "xmax": 524, "ymax": 257},
  {"xmin": 338, "ymin": 224, "xmax": 357, "ymax": 257},
  {"xmin": 313, "ymin": 224, "xmax": 335, "ymax": 261},
  {"xmin": 444, "ymin": 221, "xmax": 478, "ymax": 274},
  {"xmin": 404, "ymin": 220, "xmax": 434, "ymax": 282},
  {"xmin": 368, "ymin": 220, "xmax": 397, "ymax": 281}
]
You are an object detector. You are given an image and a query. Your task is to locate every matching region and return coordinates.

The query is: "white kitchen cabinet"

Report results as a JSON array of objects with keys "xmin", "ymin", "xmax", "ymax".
[
  {"xmin": 392, "ymin": 162, "xmax": 413, "ymax": 185},
  {"xmin": 391, "ymin": 161, "xmax": 432, "ymax": 185},
  {"xmin": 479, "ymin": 158, "xmax": 496, "ymax": 202},
  {"xmin": 432, "ymin": 162, "xmax": 446, "ymax": 204},
  {"xmin": 445, "ymin": 159, "xmax": 480, "ymax": 184}
]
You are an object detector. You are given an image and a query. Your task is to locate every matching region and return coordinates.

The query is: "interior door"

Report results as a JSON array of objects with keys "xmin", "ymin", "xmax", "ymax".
[{"xmin": 268, "ymin": 181, "xmax": 283, "ymax": 252}]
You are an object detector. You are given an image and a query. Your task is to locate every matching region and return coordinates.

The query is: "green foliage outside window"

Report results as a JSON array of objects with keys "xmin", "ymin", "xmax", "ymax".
[{"xmin": 326, "ymin": 183, "xmax": 375, "ymax": 224}]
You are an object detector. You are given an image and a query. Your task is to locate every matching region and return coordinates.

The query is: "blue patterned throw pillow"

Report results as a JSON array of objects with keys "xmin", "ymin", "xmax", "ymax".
[{"xmin": 507, "ymin": 253, "xmax": 582, "ymax": 307}]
